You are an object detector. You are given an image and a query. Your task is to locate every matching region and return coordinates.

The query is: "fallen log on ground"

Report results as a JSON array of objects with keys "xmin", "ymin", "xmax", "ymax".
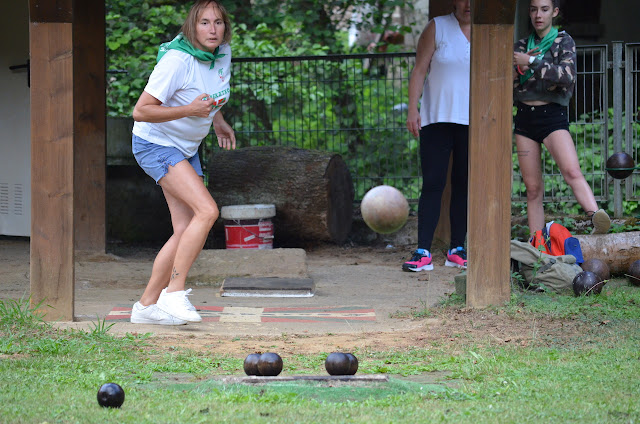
[
  {"xmin": 575, "ymin": 231, "xmax": 640, "ymax": 274},
  {"xmin": 207, "ymin": 146, "xmax": 354, "ymax": 244}
]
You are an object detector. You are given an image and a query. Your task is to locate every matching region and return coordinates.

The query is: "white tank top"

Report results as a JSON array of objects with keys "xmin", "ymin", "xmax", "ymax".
[{"xmin": 419, "ymin": 13, "xmax": 470, "ymax": 127}]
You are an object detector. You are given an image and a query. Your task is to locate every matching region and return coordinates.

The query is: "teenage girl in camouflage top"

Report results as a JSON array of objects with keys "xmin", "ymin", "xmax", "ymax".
[{"xmin": 513, "ymin": 0, "xmax": 610, "ymax": 236}]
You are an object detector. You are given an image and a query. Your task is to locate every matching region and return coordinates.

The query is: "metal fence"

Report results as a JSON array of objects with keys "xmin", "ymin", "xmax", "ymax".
[
  {"xmin": 208, "ymin": 44, "xmax": 639, "ymax": 214},
  {"xmin": 624, "ymin": 43, "xmax": 640, "ymax": 206}
]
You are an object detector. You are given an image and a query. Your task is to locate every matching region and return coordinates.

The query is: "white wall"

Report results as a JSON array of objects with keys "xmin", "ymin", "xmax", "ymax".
[{"xmin": 0, "ymin": 2, "xmax": 30, "ymax": 236}]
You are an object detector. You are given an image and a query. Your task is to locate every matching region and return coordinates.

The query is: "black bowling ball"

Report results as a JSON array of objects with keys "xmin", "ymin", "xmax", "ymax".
[
  {"xmin": 257, "ymin": 352, "xmax": 283, "ymax": 376},
  {"xmin": 573, "ymin": 271, "xmax": 605, "ymax": 296},
  {"xmin": 325, "ymin": 352, "xmax": 351, "ymax": 375},
  {"xmin": 580, "ymin": 258, "xmax": 610, "ymax": 282},
  {"xmin": 345, "ymin": 353, "xmax": 359, "ymax": 375},
  {"xmin": 628, "ymin": 260, "xmax": 640, "ymax": 287},
  {"xmin": 243, "ymin": 353, "xmax": 262, "ymax": 376},
  {"xmin": 606, "ymin": 152, "xmax": 635, "ymax": 179},
  {"xmin": 97, "ymin": 383, "xmax": 125, "ymax": 408}
]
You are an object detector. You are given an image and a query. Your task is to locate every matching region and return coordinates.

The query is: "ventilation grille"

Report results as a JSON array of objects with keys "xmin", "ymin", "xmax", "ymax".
[
  {"xmin": 0, "ymin": 183, "xmax": 25, "ymax": 216},
  {"xmin": 0, "ymin": 183, "xmax": 8, "ymax": 215}
]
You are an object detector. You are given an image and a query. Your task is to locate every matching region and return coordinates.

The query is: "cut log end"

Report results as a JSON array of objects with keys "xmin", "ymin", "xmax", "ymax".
[{"xmin": 207, "ymin": 146, "xmax": 354, "ymax": 244}]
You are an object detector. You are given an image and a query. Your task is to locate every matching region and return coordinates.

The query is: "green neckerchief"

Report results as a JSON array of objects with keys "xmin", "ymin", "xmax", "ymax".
[
  {"xmin": 157, "ymin": 33, "xmax": 226, "ymax": 70},
  {"xmin": 519, "ymin": 27, "xmax": 558, "ymax": 84}
]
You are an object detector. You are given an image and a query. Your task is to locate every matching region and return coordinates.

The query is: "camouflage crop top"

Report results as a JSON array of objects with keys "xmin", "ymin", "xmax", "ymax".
[{"xmin": 513, "ymin": 31, "xmax": 576, "ymax": 107}]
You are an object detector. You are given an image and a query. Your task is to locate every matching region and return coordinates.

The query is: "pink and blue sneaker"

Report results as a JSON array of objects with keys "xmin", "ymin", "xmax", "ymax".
[
  {"xmin": 402, "ymin": 249, "xmax": 434, "ymax": 272},
  {"xmin": 445, "ymin": 246, "xmax": 467, "ymax": 269}
]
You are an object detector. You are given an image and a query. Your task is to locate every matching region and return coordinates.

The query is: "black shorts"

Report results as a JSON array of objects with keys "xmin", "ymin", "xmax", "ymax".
[{"xmin": 514, "ymin": 101, "xmax": 570, "ymax": 143}]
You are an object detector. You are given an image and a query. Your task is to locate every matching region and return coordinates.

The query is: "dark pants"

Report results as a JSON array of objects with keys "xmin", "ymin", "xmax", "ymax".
[{"xmin": 418, "ymin": 123, "xmax": 469, "ymax": 251}]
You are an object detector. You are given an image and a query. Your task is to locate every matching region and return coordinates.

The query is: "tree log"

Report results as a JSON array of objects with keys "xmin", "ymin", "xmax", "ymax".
[
  {"xmin": 575, "ymin": 231, "xmax": 640, "ymax": 274},
  {"xmin": 207, "ymin": 146, "xmax": 354, "ymax": 244}
]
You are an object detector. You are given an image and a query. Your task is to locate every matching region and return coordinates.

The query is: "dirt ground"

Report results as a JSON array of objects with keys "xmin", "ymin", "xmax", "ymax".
[{"xmin": 0, "ymin": 236, "xmax": 588, "ymax": 357}]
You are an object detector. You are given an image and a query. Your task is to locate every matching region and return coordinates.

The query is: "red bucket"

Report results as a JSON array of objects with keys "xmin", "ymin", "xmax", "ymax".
[{"xmin": 220, "ymin": 204, "xmax": 276, "ymax": 249}]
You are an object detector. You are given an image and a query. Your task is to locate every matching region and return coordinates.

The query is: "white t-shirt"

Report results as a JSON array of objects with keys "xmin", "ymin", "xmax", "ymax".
[
  {"xmin": 133, "ymin": 43, "xmax": 232, "ymax": 157},
  {"xmin": 419, "ymin": 13, "xmax": 470, "ymax": 127}
]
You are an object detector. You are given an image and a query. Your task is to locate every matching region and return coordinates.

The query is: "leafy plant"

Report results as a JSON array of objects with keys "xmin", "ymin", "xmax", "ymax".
[{"xmin": 89, "ymin": 315, "xmax": 116, "ymax": 336}]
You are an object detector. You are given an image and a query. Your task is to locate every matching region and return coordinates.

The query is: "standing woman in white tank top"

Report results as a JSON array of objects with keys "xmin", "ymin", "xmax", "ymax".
[{"xmin": 403, "ymin": 0, "xmax": 471, "ymax": 273}]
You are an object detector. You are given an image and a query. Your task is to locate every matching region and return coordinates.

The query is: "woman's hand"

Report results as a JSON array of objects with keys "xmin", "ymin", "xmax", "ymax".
[
  {"xmin": 513, "ymin": 47, "xmax": 540, "ymax": 69},
  {"xmin": 406, "ymin": 107, "xmax": 422, "ymax": 138},
  {"xmin": 213, "ymin": 112, "xmax": 236, "ymax": 150},
  {"xmin": 190, "ymin": 93, "xmax": 217, "ymax": 118}
]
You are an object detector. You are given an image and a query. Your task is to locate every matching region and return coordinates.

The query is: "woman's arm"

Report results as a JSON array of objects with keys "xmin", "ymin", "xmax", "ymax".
[
  {"xmin": 528, "ymin": 34, "xmax": 577, "ymax": 88},
  {"xmin": 212, "ymin": 111, "xmax": 236, "ymax": 150},
  {"xmin": 406, "ymin": 20, "xmax": 437, "ymax": 137},
  {"xmin": 132, "ymin": 91, "xmax": 216, "ymax": 123}
]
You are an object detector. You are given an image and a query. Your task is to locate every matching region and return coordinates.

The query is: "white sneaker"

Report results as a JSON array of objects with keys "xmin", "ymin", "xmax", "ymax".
[
  {"xmin": 130, "ymin": 302, "xmax": 187, "ymax": 325},
  {"xmin": 156, "ymin": 288, "xmax": 202, "ymax": 322}
]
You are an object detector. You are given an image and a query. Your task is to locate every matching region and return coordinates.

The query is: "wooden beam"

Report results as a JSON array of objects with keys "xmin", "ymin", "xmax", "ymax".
[
  {"xmin": 29, "ymin": 0, "xmax": 72, "ymax": 23},
  {"xmin": 29, "ymin": 20, "xmax": 74, "ymax": 320},
  {"xmin": 429, "ymin": 0, "xmax": 453, "ymax": 19},
  {"xmin": 466, "ymin": 0, "xmax": 517, "ymax": 307},
  {"xmin": 427, "ymin": 0, "xmax": 454, "ymax": 248},
  {"xmin": 73, "ymin": 0, "xmax": 106, "ymax": 252}
]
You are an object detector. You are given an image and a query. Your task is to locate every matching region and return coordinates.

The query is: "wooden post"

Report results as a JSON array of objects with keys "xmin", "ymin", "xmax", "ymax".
[
  {"xmin": 29, "ymin": 0, "xmax": 74, "ymax": 320},
  {"xmin": 429, "ymin": 0, "xmax": 453, "ymax": 19},
  {"xmin": 466, "ymin": 0, "xmax": 517, "ymax": 307},
  {"xmin": 428, "ymin": 0, "xmax": 454, "ymax": 248},
  {"xmin": 73, "ymin": 0, "xmax": 106, "ymax": 252}
]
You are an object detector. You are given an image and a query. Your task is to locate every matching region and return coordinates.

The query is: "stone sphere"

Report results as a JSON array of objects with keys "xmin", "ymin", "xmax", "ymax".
[{"xmin": 360, "ymin": 185, "xmax": 409, "ymax": 234}]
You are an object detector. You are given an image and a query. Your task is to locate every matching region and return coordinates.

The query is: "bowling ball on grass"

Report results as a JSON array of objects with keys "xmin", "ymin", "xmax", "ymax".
[
  {"xmin": 572, "ymin": 271, "xmax": 605, "ymax": 296},
  {"xmin": 345, "ymin": 353, "xmax": 359, "ymax": 375},
  {"xmin": 606, "ymin": 152, "xmax": 635, "ymax": 179},
  {"xmin": 257, "ymin": 352, "xmax": 283, "ymax": 376},
  {"xmin": 628, "ymin": 260, "xmax": 640, "ymax": 286},
  {"xmin": 325, "ymin": 352, "xmax": 351, "ymax": 375},
  {"xmin": 360, "ymin": 185, "xmax": 409, "ymax": 234},
  {"xmin": 97, "ymin": 383, "xmax": 125, "ymax": 408},
  {"xmin": 244, "ymin": 353, "xmax": 262, "ymax": 376},
  {"xmin": 580, "ymin": 258, "xmax": 610, "ymax": 282}
]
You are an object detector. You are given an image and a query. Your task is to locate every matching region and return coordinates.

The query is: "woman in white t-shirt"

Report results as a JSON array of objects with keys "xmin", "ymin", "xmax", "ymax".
[
  {"xmin": 403, "ymin": 0, "xmax": 470, "ymax": 273},
  {"xmin": 130, "ymin": 0, "xmax": 235, "ymax": 325}
]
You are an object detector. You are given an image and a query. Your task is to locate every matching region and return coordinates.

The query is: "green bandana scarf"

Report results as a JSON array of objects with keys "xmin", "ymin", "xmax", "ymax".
[
  {"xmin": 520, "ymin": 27, "xmax": 558, "ymax": 84},
  {"xmin": 157, "ymin": 33, "xmax": 226, "ymax": 70}
]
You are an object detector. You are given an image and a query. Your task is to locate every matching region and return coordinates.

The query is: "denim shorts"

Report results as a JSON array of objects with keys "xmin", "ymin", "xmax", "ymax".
[
  {"xmin": 132, "ymin": 134, "xmax": 203, "ymax": 184},
  {"xmin": 514, "ymin": 101, "xmax": 570, "ymax": 143}
]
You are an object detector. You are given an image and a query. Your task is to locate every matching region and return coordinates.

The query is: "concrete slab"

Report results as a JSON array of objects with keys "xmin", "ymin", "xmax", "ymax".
[
  {"xmin": 0, "ymin": 238, "xmax": 461, "ymax": 337},
  {"xmin": 188, "ymin": 248, "xmax": 308, "ymax": 285}
]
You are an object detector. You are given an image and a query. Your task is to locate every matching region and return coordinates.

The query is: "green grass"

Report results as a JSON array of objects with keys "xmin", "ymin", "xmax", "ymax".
[{"xmin": 1, "ymin": 288, "xmax": 639, "ymax": 423}]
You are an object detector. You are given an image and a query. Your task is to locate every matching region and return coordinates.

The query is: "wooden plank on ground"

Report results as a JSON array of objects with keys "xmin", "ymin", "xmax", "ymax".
[
  {"xmin": 221, "ymin": 277, "xmax": 315, "ymax": 297},
  {"xmin": 29, "ymin": 21, "xmax": 74, "ymax": 320},
  {"xmin": 467, "ymin": 0, "xmax": 517, "ymax": 308},
  {"xmin": 223, "ymin": 375, "xmax": 389, "ymax": 384}
]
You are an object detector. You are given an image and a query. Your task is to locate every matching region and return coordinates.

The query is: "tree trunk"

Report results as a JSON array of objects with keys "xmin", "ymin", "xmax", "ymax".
[
  {"xmin": 575, "ymin": 231, "xmax": 640, "ymax": 274},
  {"xmin": 207, "ymin": 146, "xmax": 354, "ymax": 245}
]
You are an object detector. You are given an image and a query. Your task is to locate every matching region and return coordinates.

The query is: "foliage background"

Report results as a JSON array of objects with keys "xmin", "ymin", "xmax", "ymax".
[
  {"xmin": 106, "ymin": 0, "xmax": 415, "ymax": 117},
  {"xmin": 106, "ymin": 0, "xmax": 638, "ymax": 214}
]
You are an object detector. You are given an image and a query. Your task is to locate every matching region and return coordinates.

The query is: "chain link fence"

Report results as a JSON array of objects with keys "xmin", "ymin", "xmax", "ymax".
[{"xmin": 205, "ymin": 46, "xmax": 638, "ymax": 213}]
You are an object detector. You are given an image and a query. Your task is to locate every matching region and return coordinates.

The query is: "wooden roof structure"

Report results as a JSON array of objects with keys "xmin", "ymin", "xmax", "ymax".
[{"xmin": 29, "ymin": 0, "xmax": 514, "ymax": 321}]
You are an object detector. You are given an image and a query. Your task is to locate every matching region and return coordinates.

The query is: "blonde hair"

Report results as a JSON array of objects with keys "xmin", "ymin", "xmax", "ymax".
[{"xmin": 181, "ymin": 0, "xmax": 232, "ymax": 46}]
